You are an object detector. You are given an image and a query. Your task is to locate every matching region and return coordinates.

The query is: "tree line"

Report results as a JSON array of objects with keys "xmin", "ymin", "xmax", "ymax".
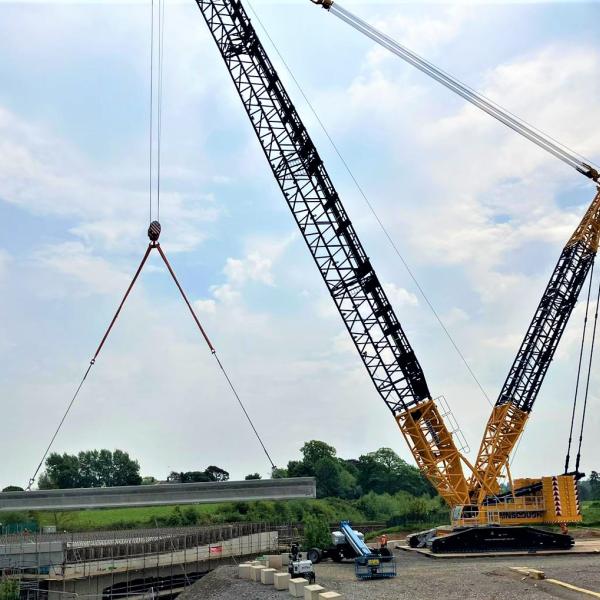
[{"xmin": 3, "ymin": 443, "xmax": 599, "ymax": 503}]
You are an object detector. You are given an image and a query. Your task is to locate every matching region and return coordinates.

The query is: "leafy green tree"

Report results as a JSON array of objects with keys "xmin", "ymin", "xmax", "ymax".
[
  {"xmin": 38, "ymin": 450, "xmax": 141, "ymax": 489},
  {"xmin": 142, "ymin": 476, "xmax": 157, "ymax": 485},
  {"xmin": 303, "ymin": 514, "xmax": 331, "ymax": 550},
  {"xmin": 0, "ymin": 578, "xmax": 19, "ymax": 600},
  {"xmin": 245, "ymin": 473, "xmax": 262, "ymax": 480},
  {"xmin": 111, "ymin": 450, "xmax": 142, "ymax": 486},
  {"xmin": 287, "ymin": 460, "xmax": 311, "ymax": 478},
  {"xmin": 314, "ymin": 457, "xmax": 342, "ymax": 498},
  {"xmin": 41, "ymin": 453, "xmax": 80, "ymax": 489},
  {"xmin": 1, "ymin": 486, "xmax": 23, "ymax": 492},
  {"xmin": 205, "ymin": 466, "xmax": 229, "ymax": 482},
  {"xmin": 271, "ymin": 467, "xmax": 288, "ymax": 479},
  {"xmin": 301, "ymin": 441, "xmax": 337, "ymax": 469},
  {"xmin": 356, "ymin": 448, "xmax": 431, "ymax": 496}
]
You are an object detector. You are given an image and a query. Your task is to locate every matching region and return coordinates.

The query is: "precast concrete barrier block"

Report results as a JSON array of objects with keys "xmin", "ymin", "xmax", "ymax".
[
  {"xmin": 319, "ymin": 593, "xmax": 342, "ymax": 599},
  {"xmin": 251, "ymin": 565, "xmax": 267, "ymax": 582},
  {"xmin": 238, "ymin": 563, "xmax": 253, "ymax": 579},
  {"xmin": 289, "ymin": 578, "xmax": 309, "ymax": 597},
  {"xmin": 261, "ymin": 568, "xmax": 277, "ymax": 585},
  {"xmin": 281, "ymin": 552, "xmax": 290, "ymax": 565},
  {"xmin": 304, "ymin": 584, "xmax": 326, "ymax": 600},
  {"xmin": 267, "ymin": 554, "xmax": 284, "ymax": 569},
  {"xmin": 274, "ymin": 572, "xmax": 291, "ymax": 590}
]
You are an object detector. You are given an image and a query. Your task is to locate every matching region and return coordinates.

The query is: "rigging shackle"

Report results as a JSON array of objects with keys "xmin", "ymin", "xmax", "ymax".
[
  {"xmin": 148, "ymin": 220, "xmax": 162, "ymax": 242},
  {"xmin": 310, "ymin": 0, "xmax": 333, "ymax": 9}
]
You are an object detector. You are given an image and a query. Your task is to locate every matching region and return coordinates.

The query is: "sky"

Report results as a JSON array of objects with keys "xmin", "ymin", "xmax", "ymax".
[{"xmin": 1, "ymin": 0, "xmax": 599, "ymax": 491}]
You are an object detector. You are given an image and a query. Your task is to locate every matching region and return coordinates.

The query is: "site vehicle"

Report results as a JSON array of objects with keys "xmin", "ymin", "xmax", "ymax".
[
  {"xmin": 288, "ymin": 543, "xmax": 316, "ymax": 584},
  {"xmin": 194, "ymin": 0, "xmax": 599, "ymax": 552},
  {"xmin": 306, "ymin": 524, "xmax": 366, "ymax": 564},
  {"xmin": 307, "ymin": 522, "xmax": 395, "ymax": 579}
]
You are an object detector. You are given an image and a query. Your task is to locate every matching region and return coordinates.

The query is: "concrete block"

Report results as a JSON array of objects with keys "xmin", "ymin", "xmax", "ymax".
[
  {"xmin": 251, "ymin": 565, "xmax": 266, "ymax": 582},
  {"xmin": 267, "ymin": 554, "xmax": 284, "ymax": 569},
  {"xmin": 289, "ymin": 578, "xmax": 309, "ymax": 597},
  {"xmin": 261, "ymin": 568, "xmax": 277, "ymax": 585},
  {"xmin": 319, "ymin": 593, "xmax": 342, "ymax": 600},
  {"xmin": 281, "ymin": 552, "xmax": 290, "ymax": 565},
  {"xmin": 304, "ymin": 584, "xmax": 326, "ymax": 600},
  {"xmin": 238, "ymin": 563, "xmax": 253, "ymax": 579},
  {"xmin": 274, "ymin": 572, "xmax": 291, "ymax": 590}
]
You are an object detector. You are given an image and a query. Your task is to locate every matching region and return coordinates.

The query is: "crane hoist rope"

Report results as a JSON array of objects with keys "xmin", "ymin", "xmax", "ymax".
[
  {"xmin": 149, "ymin": 0, "xmax": 167, "ymax": 224},
  {"xmin": 574, "ymin": 271, "xmax": 600, "ymax": 474},
  {"xmin": 564, "ymin": 260, "xmax": 595, "ymax": 474},
  {"xmin": 26, "ymin": 223, "xmax": 276, "ymax": 490},
  {"xmin": 310, "ymin": 0, "xmax": 600, "ymax": 183}
]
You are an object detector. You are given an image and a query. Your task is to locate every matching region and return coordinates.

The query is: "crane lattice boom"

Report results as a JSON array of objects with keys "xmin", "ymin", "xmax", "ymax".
[{"xmin": 195, "ymin": 0, "xmax": 469, "ymax": 506}]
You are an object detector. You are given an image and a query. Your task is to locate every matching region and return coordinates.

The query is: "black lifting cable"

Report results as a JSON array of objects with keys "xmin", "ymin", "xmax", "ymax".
[
  {"xmin": 316, "ymin": 1, "xmax": 600, "ymax": 183},
  {"xmin": 574, "ymin": 268, "xmax": 600, "ymax": 475},
  {"xmin": 565, "ymin": 261, "xmax": 595, "ymax": 474},
  {"xmin": 26, "ymin": 226, "xmax": 276, "ymax": 490}
]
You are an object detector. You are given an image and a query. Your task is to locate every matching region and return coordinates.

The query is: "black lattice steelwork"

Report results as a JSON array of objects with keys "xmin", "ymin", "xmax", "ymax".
[
  {"xmin": 195, "ymin": 0, "xmax": 429, "ymax": 413},
  {"xmin": 497, "ymin": 240, "xmax": 595, "ymax": 413}
]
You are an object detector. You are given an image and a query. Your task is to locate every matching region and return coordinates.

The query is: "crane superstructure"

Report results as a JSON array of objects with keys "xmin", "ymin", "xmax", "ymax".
[{"xmin": 195, "ymin": 0, "xmax": 597, "ymax": 551}]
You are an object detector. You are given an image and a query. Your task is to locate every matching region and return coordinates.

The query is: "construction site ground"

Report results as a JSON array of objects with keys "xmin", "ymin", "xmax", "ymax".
[{"xmin": 181, "ymin": 540, "xmax": 600, "ymax": 600}]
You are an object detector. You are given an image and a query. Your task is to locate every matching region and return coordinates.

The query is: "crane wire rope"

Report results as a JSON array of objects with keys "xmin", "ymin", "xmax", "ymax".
[
  {"xmin": 574, "ymin": 270, "xmax": 600, "ymax": 474},
  {"xmin": 246, "ymin": 0, "xmax": 493, "ymax": 407},
  {"xmin": 149, "ymin": 0, "xmax": 154, "ymax": 223},
  {"xmin": 26, "ymin": 233, "xmax": 277, "ymax": 490},
  {"xmin": 26, "ymin": 1, "xmax": 276, "ymax": 489},
  {"xmin": 564, "ymin": 260, "xmax": 595, "ymax": 474},
  {"xmin": 157, "ymin": 0, "xmax": 166, "ymax": 222},
  {"xmin": 322, "ymin": 1, "xmax": 599, "ymax": 183}
]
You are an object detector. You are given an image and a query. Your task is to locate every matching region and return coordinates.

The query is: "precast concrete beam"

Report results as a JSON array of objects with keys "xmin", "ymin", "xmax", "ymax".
[{"xmin": 0, "ymin": 478, "xmax": 316, "ymax": 512}]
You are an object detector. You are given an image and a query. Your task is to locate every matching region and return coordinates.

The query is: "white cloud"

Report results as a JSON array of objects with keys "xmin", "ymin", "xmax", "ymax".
[
  {"xmin": 223, "ymin": 253, "xmax": 275, "ymax": 287},
  {"xmin": 383, "ymin": 281, "xmax": 418, "ymax": 308},
  {"xmin": 0, "ymin": 249, "xmax": 10, "ymax": 279},
  {"xmin": 193, "ymin": 298, "xmax": 217, "ymax": 314},
  {"xmin": 0, "ymin": 105, "xmax": 221, "ymax": 254},
  {"xmin": 34, "ymin": 242, "xmax": 131, "ymax": 297},
  {"xmin": 367, "ymin": 5, "xmax": 469, "ymax": 63}
]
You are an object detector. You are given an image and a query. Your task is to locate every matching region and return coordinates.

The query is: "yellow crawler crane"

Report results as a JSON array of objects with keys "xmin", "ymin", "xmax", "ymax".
[
  {"xmin": 308, "ymin": 0, "xmax": 600, "ymax": 552},
  {"xmin": 197, "ymin": 0, "xmax": 598, "ymax": 552}
]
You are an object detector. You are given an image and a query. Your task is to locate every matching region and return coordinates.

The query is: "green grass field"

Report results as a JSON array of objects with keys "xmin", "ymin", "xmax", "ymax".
[
  {"xmin": 581, "ymin": 500, "xmax": 600, "ymax": 526},
  {"xmin": 28, "ymin": 498, "xmax": 600, "ymax": 533},
  {"xmin": 35, "ymin": 503, "xmax": 225, "ymax": 531}
]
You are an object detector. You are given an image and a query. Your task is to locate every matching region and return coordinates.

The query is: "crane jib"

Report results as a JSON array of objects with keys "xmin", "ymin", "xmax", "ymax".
[{"xmin": 195, "ymin": 0, "xmax": 429, "ymax": 414}]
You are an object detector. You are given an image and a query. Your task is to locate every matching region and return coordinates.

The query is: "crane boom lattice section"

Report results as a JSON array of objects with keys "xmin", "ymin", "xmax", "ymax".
[
  {"xmin": 471, "ymin": 190, "xmax": 600, "ymax": 499},
  {"xmin": 196, "ymin": 0, "xmax": 427, "ymax": 413},
  {"xmin": 195, "ymin": 0, "xmax": 469, "ymax": 506}
]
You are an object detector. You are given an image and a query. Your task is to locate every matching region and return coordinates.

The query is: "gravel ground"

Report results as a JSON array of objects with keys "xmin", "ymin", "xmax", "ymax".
[{"xmin": 180, "ymin": 548, "xmax": 600, "ymax": 600}]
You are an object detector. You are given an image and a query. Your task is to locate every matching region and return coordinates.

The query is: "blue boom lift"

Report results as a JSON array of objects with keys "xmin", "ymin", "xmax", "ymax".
[{"xmin": 340, "ymin": 521, "xmax": 396, "ymax": 580}]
